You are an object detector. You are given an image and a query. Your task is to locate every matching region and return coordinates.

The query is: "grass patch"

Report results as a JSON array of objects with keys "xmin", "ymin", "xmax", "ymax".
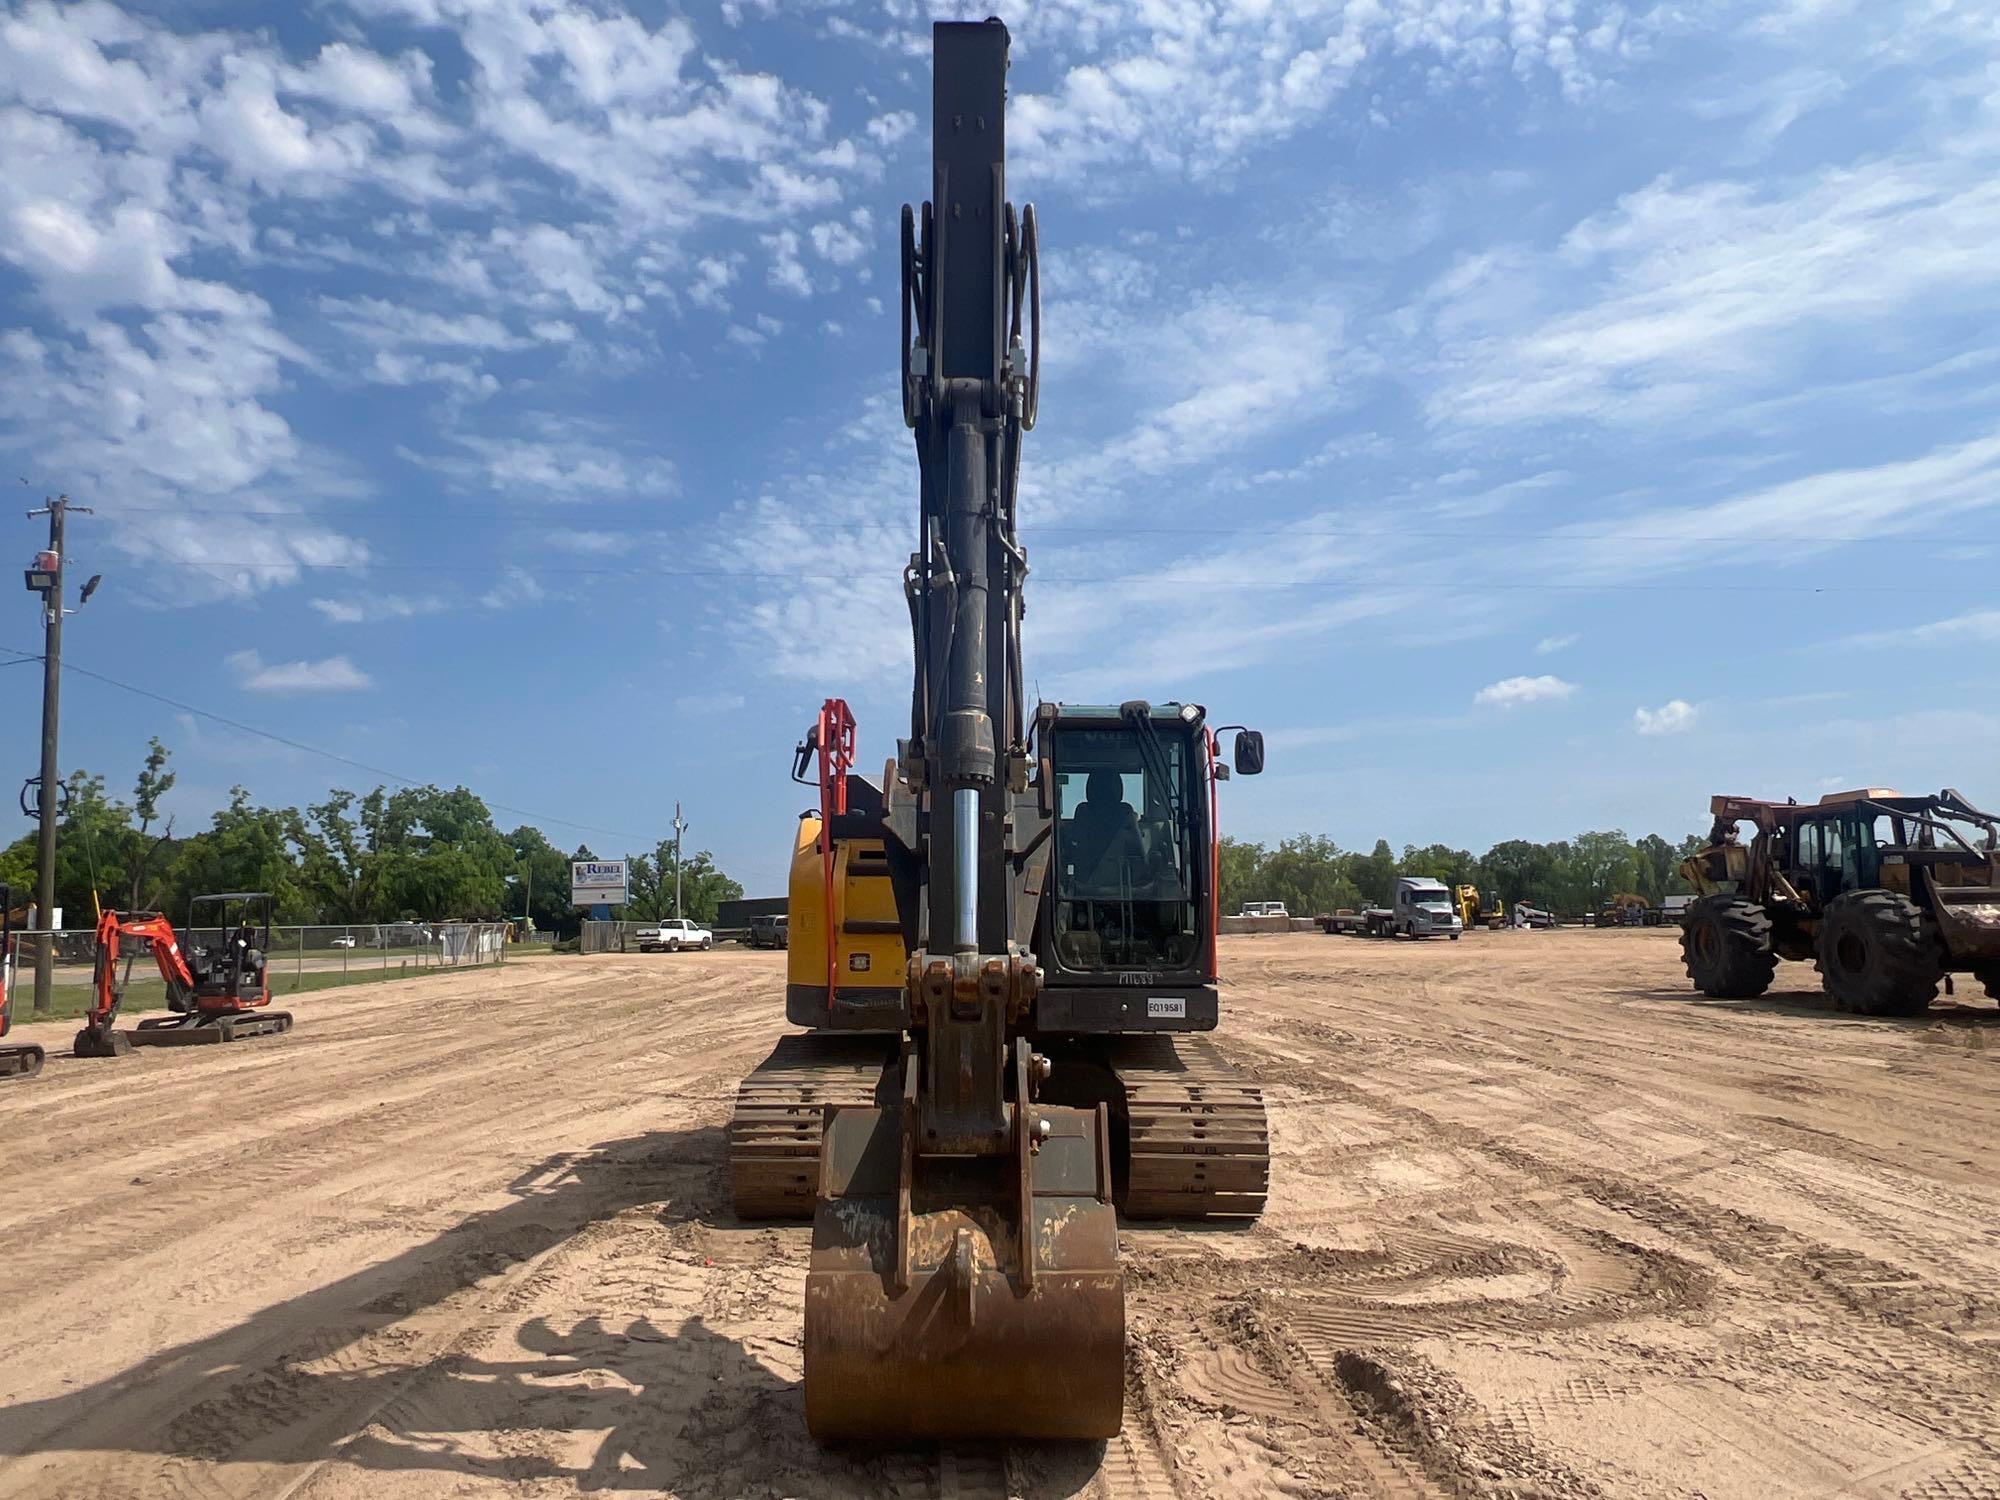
[{"xmin": 18, "ymin": 956, "xmax": 511, "ymax": 1023}]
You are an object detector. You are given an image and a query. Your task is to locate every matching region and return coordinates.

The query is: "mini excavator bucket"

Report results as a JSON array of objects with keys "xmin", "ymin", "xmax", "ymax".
[{"xmin": 803, "ymin": 1049, "xmax": 1124, "ymax": 1442}]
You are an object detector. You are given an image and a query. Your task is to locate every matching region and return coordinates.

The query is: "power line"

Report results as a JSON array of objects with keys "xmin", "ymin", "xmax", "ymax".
[
  {"xmin": 152, "ymin": 556, "xmax": 1976, "ymax": 596},
  {"xmin": 84, "ymin": 502, "xmax": 2000, "ymax": 550},
  {"xmin": 27, "ymin": 650, "xmax": 653, "ymax": 846}
]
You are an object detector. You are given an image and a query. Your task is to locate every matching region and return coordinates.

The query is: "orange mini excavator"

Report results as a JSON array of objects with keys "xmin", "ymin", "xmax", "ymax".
[
  {"xmin": 75, "ymin": 892, "xmax": 294, "ymax": 1057},
  {"xmin": 0, "ymin": 883, "xmax": 45, "ymax": 1080}
]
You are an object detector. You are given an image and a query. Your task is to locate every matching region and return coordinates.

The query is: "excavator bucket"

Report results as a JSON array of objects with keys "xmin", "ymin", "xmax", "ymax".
[{"xmin": 803, "ymin": 1068, "xmax": 1124, "ymax": 1442}]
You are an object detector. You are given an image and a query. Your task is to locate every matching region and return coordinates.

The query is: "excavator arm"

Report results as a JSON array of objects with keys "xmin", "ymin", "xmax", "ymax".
[
  {"xmin": 79, "ymin": 910, "xmax": 196, "ymax": 1055},
  {"xmin": 800, "ymin": 19, "xmax": 1124, "ymax": 1443}
]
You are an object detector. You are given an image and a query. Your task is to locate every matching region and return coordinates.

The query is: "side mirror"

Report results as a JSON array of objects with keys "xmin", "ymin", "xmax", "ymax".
[{"xmin": 1232, "ymin": 729, "xmax": 1265, "ymax": 776}]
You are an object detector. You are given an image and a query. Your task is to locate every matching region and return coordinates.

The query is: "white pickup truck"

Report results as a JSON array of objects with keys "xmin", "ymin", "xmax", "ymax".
[{"xmin": 638, "ymin": 918, "xmax": 713, "ymax": 953}]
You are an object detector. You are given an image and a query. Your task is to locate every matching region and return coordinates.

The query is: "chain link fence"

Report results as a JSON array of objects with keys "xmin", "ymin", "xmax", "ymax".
[
  {"xmin": 581, "ymin": 920, "xmax": 654, "ymax": 954},
  {"xmin": 11, "ymin": 922, "xmax": 509, "ymax": 1020},
  {"xmin": 579, "ymin": 920, "xmax": 744, "ymax": 953}
]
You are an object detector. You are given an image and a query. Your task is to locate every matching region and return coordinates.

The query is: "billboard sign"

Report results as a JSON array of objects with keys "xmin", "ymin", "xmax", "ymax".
[{"xmin": 570, "ymin": 859, "xmax": 629, "ymax": 908}]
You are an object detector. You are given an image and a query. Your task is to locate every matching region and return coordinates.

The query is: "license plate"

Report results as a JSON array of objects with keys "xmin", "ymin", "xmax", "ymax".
[{"xmin": 1147, "ymin": 997, "xmax": 1186, "ymax": 1019}]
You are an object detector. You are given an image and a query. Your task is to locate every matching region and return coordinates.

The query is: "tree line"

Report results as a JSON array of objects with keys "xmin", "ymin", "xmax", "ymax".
[
  {"xmin": 1217, "ymin": 829, "xmax": 1709, "ymax": 919},
  {"xmin": 0, "ymin": 740, "xmax": 742, "ymax": 932}
]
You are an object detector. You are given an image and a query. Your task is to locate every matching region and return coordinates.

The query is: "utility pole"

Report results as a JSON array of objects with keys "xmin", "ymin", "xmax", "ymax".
[
  {"xmin": 24, "ymin": 494, "xmax": 91, "ymax": 1017},
  {"xmin": 672, "ymin": 802, "xmax": 689, "ymax": 921}
]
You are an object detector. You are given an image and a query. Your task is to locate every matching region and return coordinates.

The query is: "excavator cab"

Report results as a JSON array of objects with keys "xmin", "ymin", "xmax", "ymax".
[
  {"xmin": 1046, "ymin": 713, "xmax": 1203, "ymax": 973},
  {"xmin": 183, "ymin": 892, "xmax": 272, "ymax": 1010},
  {"xmin": 1032, "ymin": 702, "xmax": 1261, "ymax": 1032}
]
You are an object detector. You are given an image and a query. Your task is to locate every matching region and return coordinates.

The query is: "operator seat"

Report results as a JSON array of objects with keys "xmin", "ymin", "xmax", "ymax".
[{"xmin": 1067, "ymin": 769, "xmax": 1144, "ymax": 892}]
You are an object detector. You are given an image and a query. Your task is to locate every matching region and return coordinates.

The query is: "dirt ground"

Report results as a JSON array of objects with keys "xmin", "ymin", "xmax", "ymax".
[{"xmin": 1, "ymin": 930, "xmax": 1996, "ymax": 1499}]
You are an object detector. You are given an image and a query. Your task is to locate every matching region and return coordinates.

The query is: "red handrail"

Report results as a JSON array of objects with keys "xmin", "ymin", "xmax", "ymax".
[{"xmin": 812, "ymin": 699, "xmax": 857, "ymax": 1010}]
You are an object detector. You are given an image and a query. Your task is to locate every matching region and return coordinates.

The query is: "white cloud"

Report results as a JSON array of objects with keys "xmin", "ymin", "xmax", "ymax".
[
  {"xmin": 864, "ymin": 109, "xmax": 913, "ymax": 146},
  {"xmin": 1545, "ymin": 429, "xmax": 2000, "ymax": 583},
  {"xmin": 1634, "ymin": 699, "xmax": 1698, "ymax": 735},
  {"xmin": 322, "ymin": 295, "xmax": 527, "ymax": 350},
  {"xmin": 762, "ymin": 228, "xmax": 813, "ymax": 296},
  {"xmin": 686, "ymin": 254, "xmax": 738, "ymax": 312},
  {"xmin": 0, "ymin": 0, "xmax": 887, "ymax": 617},
  {"xmin": 1428, "ymin": 153, "xmax": 2000, "ymax": 431},
  {"xmin": 809, "ymin": 213, "xmax": 868, "ymax": 266},
  {"xmin": 675, "ymin": 690, "xmax": 745, "ymax": 715},
  {"xmin": 1034, "ymin": 287, "xmax": 1360, "ymax": 503},
  {"xmin": 310, "ymin": 593, "xmax": 444, "ymax": 624},
  {"xmin": 479, "ymin": 565, "xmax": 546, "ymax": 611},
  {"xmin": 406, "ymin": 429, "xmax": 676, "ymax": 500},
  {"xmin": 1844, "ymin": 608, "xmax": 2000, "ymax": 649},
  {"xmin": 998, "ymin": 1, "xmax": 1651, "ymax": 184},
  {"xmin": 550, "ymin": 529, "xmax": 628, "ymax": 556},
  {"xmin": 1474, "ymin": 675, "xmax": 1576, "ymax": 708},
  {"xmin": 226, "ymin": 649, "xmax": 372, "ymax": 693},
  {"xmin": 1535, "ymin": 633, "xmax": 1579, "ymax": 655}
]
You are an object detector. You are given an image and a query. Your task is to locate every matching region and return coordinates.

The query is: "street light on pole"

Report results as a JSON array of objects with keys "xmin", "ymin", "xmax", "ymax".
[
  {"xmin": 672, "ymin": 802, "xmax": 689, "ymax": 921},
  {"xmin": 22, "ymin": 492, "xmax": 95, "ymax": 1018}
]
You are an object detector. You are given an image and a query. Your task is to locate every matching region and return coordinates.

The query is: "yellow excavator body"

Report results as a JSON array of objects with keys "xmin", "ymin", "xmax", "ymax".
[{"xmin": 785, "ymin": 812, "xmax": 906, "ymax": 1012}]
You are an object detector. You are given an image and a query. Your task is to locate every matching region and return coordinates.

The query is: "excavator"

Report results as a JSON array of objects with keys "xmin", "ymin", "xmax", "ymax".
[
  {"xmin": 0, "ymin": 884, "xmax": 45, "ymax": 1080},
  {"xmin": 727, "ymin": 20, "xmax": 1269, "ymax": 1442},
  {"xmin": 75, "ymin": 892, "xmax": 293, "ymax": 1057},
  {"xmin": 1455, "ymin": 884, "xmax": 1503, "ymax": 930}
]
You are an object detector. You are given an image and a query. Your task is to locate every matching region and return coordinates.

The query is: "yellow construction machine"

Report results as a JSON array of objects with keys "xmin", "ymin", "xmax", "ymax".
[
  {"xmin": 726, "ymin": 20, "xmax": 1270, "ymax": 1442},
  {"xmin": 1454, "ymin": 884, "xmax": 1502, "ymax": 930}
]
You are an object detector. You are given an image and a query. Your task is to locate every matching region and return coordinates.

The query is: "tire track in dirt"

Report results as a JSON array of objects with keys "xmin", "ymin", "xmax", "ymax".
[{"xmin": 7, "ymin": 937, "xmax": 2000, "ymax": 1498}]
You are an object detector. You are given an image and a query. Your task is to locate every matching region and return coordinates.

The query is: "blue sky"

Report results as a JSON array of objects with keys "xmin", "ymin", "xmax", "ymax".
[{"xmin": 2, "ymin": 0, "xmax": 1996, "ymax": 897}]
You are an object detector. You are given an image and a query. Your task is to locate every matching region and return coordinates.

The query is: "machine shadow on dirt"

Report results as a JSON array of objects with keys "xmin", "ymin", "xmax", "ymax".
[
  {"xmin": 0, "ymin": 1122, "xmax": 1105, "ymax": 1497},
  {"xmin": 1619, "ymin": 983, "xmax": 2000, "ymax": 1027}
]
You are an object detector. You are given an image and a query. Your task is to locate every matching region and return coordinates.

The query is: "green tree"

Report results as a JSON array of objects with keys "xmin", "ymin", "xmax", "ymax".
[
  {"xmin": 1399, "ymin": 843, "xmax": 1480, "ymax": 887},
  {"xmin": 1480, "ymin": 838, "xmax": 1554, "ymax": 908},
  {"xmin": 504, "ymin": 826, "xmax": 573, "ymax": 933},
  {"xmin": 1263, "ymin": 834, "xmax": 1359, "ymax": 916},
  {"xmin": 670, "ymin": 848, "xmax": 743, "ymax": 924},
  {"xmin": 1353, "ymin": 839, "xmax": 1398, "ymax": 907},
  {"xmin": 624, "ymin": 851, "xmax": 663, "ymax": 920},
  {"xmin": 165, "ymin": 787, "xmax": 314, "ymax": 920},
  {"xmin": 1570, "ymin": 829, "xmax": 1640, "ymax": 910},
  {"xmin": 367, "ymin": 785, "xmax": 512, "ymax": 918},
  {"xmin": 1633, "ymin": 833, "xmax": 1678, "ymax": 905},
  {"xmin": 1217, "ymin": 836, "xmax": 1267, "ymax": 916},
  {"xmin": 126, "ymin": 737, "xmax": 178, "ymax": 908}
]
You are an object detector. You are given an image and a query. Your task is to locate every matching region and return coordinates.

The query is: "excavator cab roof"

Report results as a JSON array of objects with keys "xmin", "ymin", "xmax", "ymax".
[
  {"xmin": 1036, "ymin": 700, "xmax": 1206, "ymax": 728},
  {"xmin": 188, "ymin": 892, "xmax": 274, "ymax": 939}
]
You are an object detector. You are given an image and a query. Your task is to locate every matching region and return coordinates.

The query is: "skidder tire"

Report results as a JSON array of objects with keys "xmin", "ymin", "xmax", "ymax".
[
  {"xmin": 1681, "ymin": 896, "xmax": 1777, "ymax": 999},
  {"xmin": 1816, "ymin": 890, "xmax": 1941, "ymax": 1016}
]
